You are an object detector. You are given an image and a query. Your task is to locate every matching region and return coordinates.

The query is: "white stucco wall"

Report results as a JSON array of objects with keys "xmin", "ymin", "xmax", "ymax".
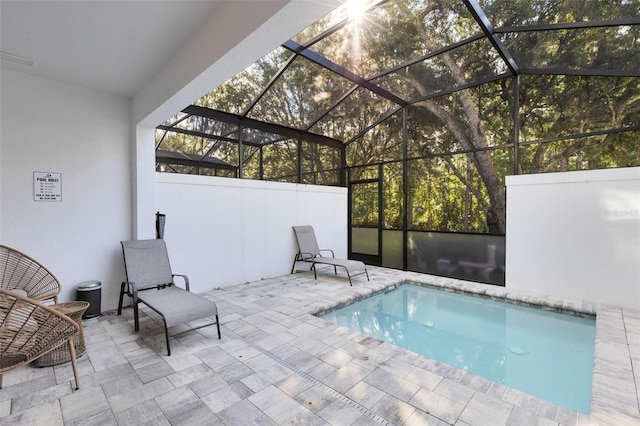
[
  {"xmin": 156, "ymin": 173, "xmax": 348, "ymax": 293},
  {"xmin": 506, "ymin": 167, "xmax": 640, "ymax": 309},
  {"xmin": 0, "ymin": 69, "xmax": 132, "ymax": 310}
]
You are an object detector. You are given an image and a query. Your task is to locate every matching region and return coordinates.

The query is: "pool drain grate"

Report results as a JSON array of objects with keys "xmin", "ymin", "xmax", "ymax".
[{"xmin": 226, "ymin": 330, "xmax": 396, "ymax": 426}]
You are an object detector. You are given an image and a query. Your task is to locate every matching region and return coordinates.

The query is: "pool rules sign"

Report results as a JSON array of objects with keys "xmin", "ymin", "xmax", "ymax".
[{"xmin": 33, "ymin": 172, "xmax": 62, "ymax": 202}]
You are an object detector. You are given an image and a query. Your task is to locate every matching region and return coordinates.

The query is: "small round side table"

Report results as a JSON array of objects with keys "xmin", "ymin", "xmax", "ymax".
[{"xmin": 33, "ymin": 301, "xmax": 90, "ymax": 367}]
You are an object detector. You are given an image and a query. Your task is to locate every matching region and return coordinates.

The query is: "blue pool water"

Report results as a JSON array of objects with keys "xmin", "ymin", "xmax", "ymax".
[{"xmin": 321, "ymin": 283, "xmax": 596, "ymax": 413}]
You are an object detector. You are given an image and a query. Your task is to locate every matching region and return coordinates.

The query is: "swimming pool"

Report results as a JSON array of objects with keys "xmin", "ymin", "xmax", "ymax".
[{"xmin": 321, "ymin": 282, "xmax": 596, "ymax": 413}]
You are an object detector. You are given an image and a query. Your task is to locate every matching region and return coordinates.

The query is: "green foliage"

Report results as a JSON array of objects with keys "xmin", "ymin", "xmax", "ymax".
[{"xmin": 157, "ymin": 0, "xmax": 639, "ymax": 236}]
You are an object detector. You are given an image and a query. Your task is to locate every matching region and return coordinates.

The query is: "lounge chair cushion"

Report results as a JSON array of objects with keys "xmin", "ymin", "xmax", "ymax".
[
  {"xmin": 313, "ymin": 257, "xmax": 366, "ymax": 273},
  {"xmin": 136, "ymin": 286, "xmax": 217, "ymax": 328}
]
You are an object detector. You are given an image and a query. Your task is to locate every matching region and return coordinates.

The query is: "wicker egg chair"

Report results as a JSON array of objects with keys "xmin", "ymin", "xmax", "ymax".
[
  {"xmin": 0, "ymin": 289, "xmax": 81, "ymax": 389},
  {"xmin": 0, "ymin": 245, "xmax": 62, "ymax": 303}
]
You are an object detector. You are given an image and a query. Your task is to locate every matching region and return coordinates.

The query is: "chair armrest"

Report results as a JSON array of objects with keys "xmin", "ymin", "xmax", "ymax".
[
  {"xmin": 172, "ymin": 274, "xmax": 190, "ymax": 291},
  {"xmin": 124, "ymin": 281, "xmax": 139, "ymax": 300},
  {"xmin": 319, "ymin": 249, "xmax": 335, "ymax": 258},
  {"xmin": 297, "ymin": 252, "xmax": 317, "ymax": 261}
]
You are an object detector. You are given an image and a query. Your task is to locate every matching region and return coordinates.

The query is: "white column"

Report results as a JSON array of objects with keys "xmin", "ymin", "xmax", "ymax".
[{"xmin": 133, "ymin": 125, "xmax": 156, "ymax": 239}]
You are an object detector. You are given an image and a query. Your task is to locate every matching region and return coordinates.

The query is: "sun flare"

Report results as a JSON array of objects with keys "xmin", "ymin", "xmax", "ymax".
[{"xmin": 346, "ymin": 0, "xmax": 369, "ymax": 24}]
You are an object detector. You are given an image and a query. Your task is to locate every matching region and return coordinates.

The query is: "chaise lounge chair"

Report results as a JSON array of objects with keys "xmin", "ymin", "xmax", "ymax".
[
  {"xmin": 117, "ymin": 239, "xmax": 220, "ymax": 356},
  {"xmin": 291, "ymin": 225, "xmax": 369, "ymax": 286}
]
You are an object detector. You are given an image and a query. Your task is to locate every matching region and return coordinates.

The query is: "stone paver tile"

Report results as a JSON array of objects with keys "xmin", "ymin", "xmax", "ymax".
[
  {"xmin": 317, "ymin": 347, "xmax": 353, "ymax": 369},
  {"xmin": 217, "ymin": 359, "xmax": 255, "ymax": 384},
  {"xmin": 241, "ymin": 371, "xmax": 278, "ymax": 393},
  {"xmin": 201, "ymin": 381, "xmax": 253, "ymax": 413},
  {"xmin": 285, "ymin": 349, "xmax": 323, "ymax": 372},
  {"xmin": 166, "ymin": 362, "xmax": 212, "ymax": 388},
  {"xmin": 409, "ymin": 386, "xmax": 465, "ymax": 424},
  {"xmin": 113, "ymin": 398, "xmax": 168, "ymax": 425},
  {"xmin": 371, "ymin": 394, "xmax": 417, "ymax": 425},
  {"xmin": 316, "ymin": 399, "xmax": 366, "ymax": 425},
  {"xmin": 276, "ymin": 373, "xmax": 313, "ymax": 397},
  {"xmin": 246, "ymin": 354, "xmax": 287, "ymax": 375},
  {"xmin": 78, "ymin": 362, "xmax": 135, "ymax": 391},
  {"xmin": 69, "ymin": 409, "xmax": 117, "ymax": 425},
  {"xmin": 364, "ymin": 367, "xmax": 420, "ymax": 402},
  {"xmin": 344, "ymin": 381, "xmax": 386, "ymax": 409},
  {"xmin": 196, "ymin": 346, "xmax": 238, "ymax": 370},
  {"xmin": 163, "ymin": 353, "xmax": 203, "ymax": 372},
  {"xmin": 458, "ymin": 392, "xmax": 514, "ymax": 426},
  {"xmin": 322, "ymin": 362, "xmax": 372, "ymax": 394},
  {"xmin": 404, "ymin": 408, "xmax": 451, "ymax": 426},
  {"xmin": 293, "ymin": 383, "xmax": 337, "ymax": 413},
  {"xmin": 216, "ymin": 399, "xmax": 264, "ymax": 425},
  {"xmin": 155, "ymin": 386, "xmax": 216, "ymax": 424},
  {"xmin": 507, "ymin": 405, "xmax": 555, "ymax": 426},
  {"xmin": 100, "ymin": 369, "xmax": 144, "ymax": 399},
  {"xmin": 221, "ymin": 340, "xmax": 263, "ymax": 362},
  {"xmin": 59, "ymin": 385, "xmax": 110, "ymax": 424},
  {"xmin": 2, "ymin": 400, "xmax": 63, "ymax": 425},
  {"xmin": 433, "ymin": 377, "xmax": 476, "ymax": 405},
  {"xmin": 283, "ymin": 408, "xmax": 330, "ymax": 426},
  {"xmin": 0, "ymin": 399, "xmax": 10, "ymax": 417},
  {"xmin": 351, "ymin": 414, "xmax": 389, "ymax": 426},
  {"xmin": 1, "ymin": 365, "xmax": 54, "ymax": 390},
  {"xmin": 379, "ymin": 355, "xmax": 415, "ymax": 377},
  {"xmin": 188, "ymin": 372, "xmax": 228, "ymax": 398},
  {"xmin": 86, "ymin": 344, "xmax": 128, "ymax": 372},
  {"xmin": 404, "ymin": 366, "xmax": 444, "ymax": 391},
  {"xmin": 107, "ymin": 377, "xmax": 174, "ymax": 413},
  {"xmin": 132, "ymin": 358, "xmax": 175, "ymax": 384},
  {"xmin": 306, "ymin": 359, "xmax": 338, "ymax": 381},
  {"xmin": 11, "ymin": 382, "xmax": 72, "ymax": 414},
  {"xmin": 290, "ymin": 335, "xmax": 330, "ymax": 356},
  {"xmin": 248, "ymin": 385, "xmax": 306, "ymax": 424}
]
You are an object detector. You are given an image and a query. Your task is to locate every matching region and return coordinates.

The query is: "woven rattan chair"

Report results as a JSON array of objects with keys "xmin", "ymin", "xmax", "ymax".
[
  {"xmin": 0, "ymin": 289, "xmax": 81, "ymax": 389},
  {"xmin": 0, "ymin": 245, "xmax": 61, "ymax": 303}
]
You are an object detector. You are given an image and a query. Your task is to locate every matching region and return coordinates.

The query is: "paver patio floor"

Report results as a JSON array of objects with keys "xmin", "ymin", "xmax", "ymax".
[{"xmin": 1, "ymin": 266, "xmax": 638, "ymax": 425}]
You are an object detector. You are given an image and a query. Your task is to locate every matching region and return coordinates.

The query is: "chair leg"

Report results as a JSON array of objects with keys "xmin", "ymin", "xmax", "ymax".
[
  {"xmin": 117, "ymin": 282, "xmax": 126, "ymax": 315},
  {"xmin": 133, "ymin": 303, "xmax": 140, "ymax": 332},
  {"xmin": 0, "ymin": 373, "xmax": 3, "ymax": 389},
  {"xmin": 215, "ymin": 315, "xmax": 221, "ymax": 339},
  {"xmin": 311, "ymin": 261, "xmax": 318, "ymax": 279},
  {"xmin": 164, "ymin": 323, "xmax": 171, "ymax": 356},
  {"xmin": 68, "ymin": 338, "xmax": 80, "ymax": 390},
  {"xmin": 343, "ymin": 267, "xmax": 353, "ymax": 286}
]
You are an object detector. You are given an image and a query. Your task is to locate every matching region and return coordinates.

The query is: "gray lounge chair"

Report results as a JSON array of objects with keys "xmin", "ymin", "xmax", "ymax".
[
  {"xmin": 117, "ymin": 239, "xmax": 220, "ymax": 355},
  {"xmin": 291, "ymin": 225, "xmax": 369, "ymax": 286}
]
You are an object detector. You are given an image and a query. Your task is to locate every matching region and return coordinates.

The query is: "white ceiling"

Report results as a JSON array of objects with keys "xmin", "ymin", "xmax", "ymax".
[{"xmin": 0, "ymin": 0, "xmax": 290, "ymax": 98}]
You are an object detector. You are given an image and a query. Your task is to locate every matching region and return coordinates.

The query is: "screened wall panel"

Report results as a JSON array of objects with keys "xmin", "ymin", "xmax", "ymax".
[
  {"xmin": 196, "ymin": 47, "xmax": 294, "ymax": 116},
  {"xmin": 302, "ymin": 141, "xmax": 342, "ymax": 185},
  {"xmin": 382, "ymin": 230, "xmax": 404, "ymax": 269},
  {"xmin": 310, "ymin": 87, "xmax": 396, "ymax": 142},
  {"xmin": 479, "ymin": 0, "xmax": 639, "ymax": 26},
  {"xmin": 260, "ymin": 140, "xmax": 299, "ymax": 182},
  {"xmin": 503, "ymin": 27, "xmax": 640, "ymax": 73},
  {"xmin": 382, "ymin": 162, "xmax": 404, "ymax": 229},
  {"xmin": 520, "ymin": 130, "xmax": 640, "ymax": 174},
  {"xmin": 155, "ymin": 0, "xmax": 640, "ymax": 286},
  {"xmin": 407, "ymin": 231, "xmax": 505, "ymax": 285}
]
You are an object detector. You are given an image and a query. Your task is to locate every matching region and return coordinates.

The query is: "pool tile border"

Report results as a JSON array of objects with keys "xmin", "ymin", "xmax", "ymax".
[{"xmin": 308, "ymin": 270, "xmax": 640, "ymax": 425}]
